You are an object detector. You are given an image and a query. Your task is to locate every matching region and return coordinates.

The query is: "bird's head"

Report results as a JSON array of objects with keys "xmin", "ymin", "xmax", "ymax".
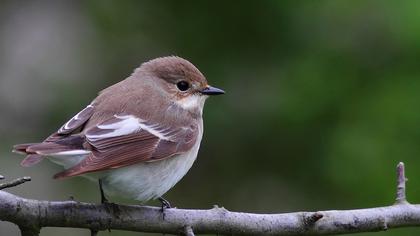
[{"xmin": 138, "ymin": 56, "xmax": 224, "ymax": 113}]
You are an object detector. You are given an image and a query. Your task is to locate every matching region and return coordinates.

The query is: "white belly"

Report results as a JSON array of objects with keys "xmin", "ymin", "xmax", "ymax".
[
  {"xmin": 49, "ymin": 138, "xmax": 201, "ymax": 202},
  {"xmin": 100, "ymin": 142, "xmax": 200, "ymax": 201},
  {"xmin": 97, "ymin": 122, "xmax": 203, "ymax": 202},
  {"xmin": 48, "ymin": 120, "xmax": 203, "ymax": 202}
]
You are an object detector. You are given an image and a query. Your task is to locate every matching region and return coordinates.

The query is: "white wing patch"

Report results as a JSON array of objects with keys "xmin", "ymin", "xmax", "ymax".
[
  {"xmin": 137, "ymin": 121, "xmax": 169, "ymax": 140},
  {"xmin": 85, "ymin": 114, "xmax": 173, "ymax": 142},
  {"xmin": 50, "ymin": 150, "xmax": 91, "ymax": 156}
]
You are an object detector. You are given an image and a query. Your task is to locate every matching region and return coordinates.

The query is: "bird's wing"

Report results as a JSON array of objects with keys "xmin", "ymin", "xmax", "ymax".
[
  {"xmin": 14, "ymin": 104, "xmax": 95, "ymax": 167},
  {"xmin": 44, "ymin": 104, "xmax": 95, "ymax": 142},
  {"xmin": 53, "ymin": 114, "xmax": 198, "ymax": 179},
  {"xmin": 57, "ymin": 105, "xmax": 95, "ymax": 134}
]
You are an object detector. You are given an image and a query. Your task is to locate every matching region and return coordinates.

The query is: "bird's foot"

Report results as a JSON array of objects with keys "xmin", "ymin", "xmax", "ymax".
[
  {"xmin": 101, "ymin": 200, "xmax": 117, "ymax": 233},
  {"xmin": 158, "ymin": 197, "xmax": 172, "ymax": 209},
  {"xmin": 98, "ymin": 179, "xmax": 114, "ymax": 232},
  {"xmin": 158, "ymin": 197, "xmax": 172, "ymax": 220}
]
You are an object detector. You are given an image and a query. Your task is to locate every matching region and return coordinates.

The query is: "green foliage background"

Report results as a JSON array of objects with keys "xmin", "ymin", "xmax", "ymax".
[{"xmin": 1, "ymin": 1, "xmax": 420, "ymax": 235}]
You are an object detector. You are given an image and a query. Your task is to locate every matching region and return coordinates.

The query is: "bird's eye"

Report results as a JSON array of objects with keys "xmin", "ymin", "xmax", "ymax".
[{"xmin": 176, "ymin": 81, "xmax": 190, "ymax": 91}]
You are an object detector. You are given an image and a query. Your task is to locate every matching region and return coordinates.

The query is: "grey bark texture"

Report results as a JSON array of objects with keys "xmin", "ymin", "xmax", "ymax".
[{"xmin": 0, "ymin": 162, "xmax": 418, "ymax": 236}]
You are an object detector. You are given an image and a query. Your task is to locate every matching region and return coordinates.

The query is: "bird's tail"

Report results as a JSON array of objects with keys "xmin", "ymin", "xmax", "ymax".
[
  {"xmin": 13, "ymin": 135, "xmax": 87, "ymax": 167},
  {"xmin": 13, "ymin": 143, "xmax": 45, "ymax": 167}
]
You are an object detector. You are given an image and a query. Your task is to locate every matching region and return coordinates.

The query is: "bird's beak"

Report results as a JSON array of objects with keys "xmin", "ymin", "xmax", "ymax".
[{"xmin": 200, "ymin": 86, "xmax": 225, "ymax": 95}]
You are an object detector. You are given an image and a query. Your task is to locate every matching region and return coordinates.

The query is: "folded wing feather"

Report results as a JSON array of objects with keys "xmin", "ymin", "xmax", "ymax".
[
  {"xmin": 53, "ymin": 114, "xmax": 198, "ymax": 179},
  {"xmin": 14, "ymin": 104, "xmax": 95, "ymax": 167}
]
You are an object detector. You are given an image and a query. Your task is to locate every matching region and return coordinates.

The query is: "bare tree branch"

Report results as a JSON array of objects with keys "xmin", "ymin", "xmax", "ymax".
[
  {"xmin": 0, "ymin": 162, "xmax": 419, "ymax": 235},
  {"xmin": 0, "ymin": 176, "xmax": 31, "ymax": 190}
]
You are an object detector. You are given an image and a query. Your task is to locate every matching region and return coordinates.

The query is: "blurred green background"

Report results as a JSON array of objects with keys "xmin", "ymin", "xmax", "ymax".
[{"xmin": 1, "ymin": 0, "xmax": 420, "ymax": 235}]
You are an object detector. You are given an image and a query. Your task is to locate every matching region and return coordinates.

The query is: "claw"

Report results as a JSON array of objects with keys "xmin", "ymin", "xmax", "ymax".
[{"xmin": 158, "ymin": 197, "xmax": 172, "ymax": 220}]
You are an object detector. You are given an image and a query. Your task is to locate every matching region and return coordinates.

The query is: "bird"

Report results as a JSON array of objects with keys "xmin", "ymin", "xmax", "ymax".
[{"xmin": 13, "ymin": 56, "xmax": 224, "ymax": 208}]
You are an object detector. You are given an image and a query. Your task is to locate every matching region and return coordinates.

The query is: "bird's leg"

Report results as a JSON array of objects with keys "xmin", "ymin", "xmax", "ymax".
[
  {"xmin": 98, "ymin": 179, "xmax": 113, "ymax": 232},
  {"xmin": 98, "ymin": 179, "xmax": 109, "ymax": 204},
  {"xmin": 158, "ymin": 197, "xmax": 171, "ymax": 220}
]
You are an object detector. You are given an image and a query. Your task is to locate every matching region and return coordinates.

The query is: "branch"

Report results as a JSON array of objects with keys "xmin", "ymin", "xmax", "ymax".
[
  {"xmin": 0, "ymin": 162, "xmax": 417, "ymax": 235},
  {"xmin": 395, "ymin": 162, "xmax": 407, "ymax": 204},
  {"xmin": 0, "ymin": 176, "xmax": 31, "ymax": 190}
]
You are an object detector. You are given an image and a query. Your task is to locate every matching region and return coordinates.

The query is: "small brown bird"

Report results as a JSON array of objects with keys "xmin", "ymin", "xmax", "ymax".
[{"xmin": 13, "ymin": 56, "xmax": 224, "ymax": 206}]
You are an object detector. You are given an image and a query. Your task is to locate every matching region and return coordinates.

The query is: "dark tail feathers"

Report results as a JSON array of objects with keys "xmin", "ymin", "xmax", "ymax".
[{"xmin": 13, "ymin": 143, "xmax": 45, "ymax": 167}]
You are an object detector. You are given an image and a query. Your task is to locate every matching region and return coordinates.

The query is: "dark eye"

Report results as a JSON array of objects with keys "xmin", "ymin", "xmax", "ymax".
[{"xmin": 176, "ymin": 81, "xmax": 190, "ymax": 91}]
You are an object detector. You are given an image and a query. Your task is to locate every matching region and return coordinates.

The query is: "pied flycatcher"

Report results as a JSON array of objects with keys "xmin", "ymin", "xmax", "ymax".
[{"xmin": 13, "ymin": 56, "xmax": 224, "ymax": 205}]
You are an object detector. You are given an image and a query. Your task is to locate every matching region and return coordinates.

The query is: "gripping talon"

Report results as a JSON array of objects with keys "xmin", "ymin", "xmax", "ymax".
[{"xmin": 158, "ymin": 197, "xmax": 171, "ymax": 220}]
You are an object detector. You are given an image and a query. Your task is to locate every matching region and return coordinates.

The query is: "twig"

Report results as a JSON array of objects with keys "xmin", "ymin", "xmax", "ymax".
[
  {"xmin": 18, "ymin": 226, "xmax": 40, "ymax": 236},
  {"xmin": 90, "ymin": 229, "xmax": 98, "ymax": 236},
  {"xmin": 0, "ymin": 162, "xmax": 418, "ymax": 235},
  {"xmin": 0, "ymin": 176, "xmax": 31, "ymax": 190},
  {"xmin": 395, "ymin": 162, "xmax": 408, "ymax": 204},
  {"xmin": 183, "ymin": 226, "xmax": 195, "ymax": 236}
]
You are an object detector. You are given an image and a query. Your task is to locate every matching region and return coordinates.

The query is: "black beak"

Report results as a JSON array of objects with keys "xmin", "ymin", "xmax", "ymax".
[{"xmin": 200, "ymin": 86, "xmax": 225, "ymax": 95}]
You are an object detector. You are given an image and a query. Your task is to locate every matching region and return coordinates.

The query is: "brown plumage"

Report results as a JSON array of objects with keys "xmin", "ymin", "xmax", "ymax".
[
  {"xmin": 13, "ymin": 56, "xmax": 224, "ymax": 202},
  {"xmin": 14, "ymin": 56, "xmax": 205, "ymax": 178}
]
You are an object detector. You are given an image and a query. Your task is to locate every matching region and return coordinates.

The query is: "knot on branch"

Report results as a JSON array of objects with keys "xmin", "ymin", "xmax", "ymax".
[
  {"xmin": 212, "ymin": 204, "xmax": 229, "ymax": 215},
  {"xmin": 303, "ymin": 212, "xmax": 323, "ymax": 227}
]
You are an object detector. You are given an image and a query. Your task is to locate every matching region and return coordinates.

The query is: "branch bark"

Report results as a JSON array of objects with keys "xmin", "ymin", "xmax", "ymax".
[{"xmin": 0, "ymin": 162, "xmax": 418, "ymax": 235}]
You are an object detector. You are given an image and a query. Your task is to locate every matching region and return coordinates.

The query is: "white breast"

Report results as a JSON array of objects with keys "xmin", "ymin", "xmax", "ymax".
[{"xmin": 99, "ymin": 119, "xmax": 204, "ymax": 202}]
